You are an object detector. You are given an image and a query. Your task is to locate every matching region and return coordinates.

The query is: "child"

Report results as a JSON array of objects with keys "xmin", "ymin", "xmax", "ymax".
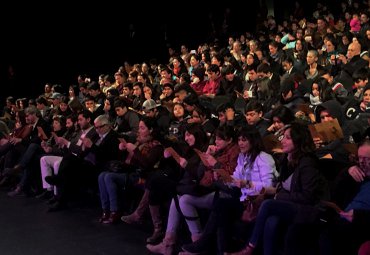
[{"xmin": 350, "ymin": 13, "xmax": 361, "ymax": 34}]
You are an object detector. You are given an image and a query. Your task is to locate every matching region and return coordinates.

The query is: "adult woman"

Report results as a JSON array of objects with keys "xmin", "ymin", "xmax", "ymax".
[
  {"xmin": 122, "ymin": 123, "xmax": 208, "ymax": 244},
  {"xmin": 267, "ymin": 106, "xmax": 295, "ymax": 137},
  {"xmin": 98, "ymin": 117, "xmax": 163, "ymax": 224},
  {"xmin": 147, "ymin": 126, "xmax": 239, "ymax": 254},
  {"xmin": 181, "ymin": 128, "xmax": 278, "ymax": 254},
  {"xmin": 0, "ymin": 110, "xmax": 31, "ymax": 183},
  {"xmin": 229, "ymin": 122, "xmax": 328, "ymax": 255}
]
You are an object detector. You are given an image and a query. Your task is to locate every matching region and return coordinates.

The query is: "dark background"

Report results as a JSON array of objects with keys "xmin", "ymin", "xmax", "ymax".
[{"xmin": 0, "ymin": 0, "xmax": 327, "ymax": 102}]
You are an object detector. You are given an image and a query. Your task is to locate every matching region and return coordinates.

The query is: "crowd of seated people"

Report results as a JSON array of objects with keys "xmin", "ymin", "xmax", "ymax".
[{"xmin": 3, "ymin": 1, "xmax": 370, "ymax": 254}]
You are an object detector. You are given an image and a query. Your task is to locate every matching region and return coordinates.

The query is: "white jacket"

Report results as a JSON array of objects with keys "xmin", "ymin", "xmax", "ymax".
[{"xmin": 232, "ymin": 151, "xmax": 278, "ymax": 201}]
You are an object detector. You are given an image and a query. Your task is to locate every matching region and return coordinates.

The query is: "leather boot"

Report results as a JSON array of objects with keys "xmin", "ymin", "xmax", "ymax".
[
  {"xmin": 146, "ymin": 205, "xmax": 164, "ymax": 244},
  {"xmin": 146, "ymin": 232, "xmax": 176, "ymax": 255},
  {"xmin": 121, "ymin": 189, "xmax": 149, "ymax": 224},
  {"xmin": 224, "ymin": 244, "xmax": 254, "ymax": 255}
]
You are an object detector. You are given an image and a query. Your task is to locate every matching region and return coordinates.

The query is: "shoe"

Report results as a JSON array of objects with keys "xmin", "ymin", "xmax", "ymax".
[
  {"xmin": 45, "ymin": 175, "xmax": 60, "ymax": 186},
  {"xmin": 102, "ymin": 211, "xmax": 121, "ymax": 224},
  {"xmin": 181, "ymin": 236, "xmax": 210, "ymax": 254},
  {"xmin": 47, "ymin": 201, "xmax": 68, "ymax": 212},
  {"xmin": 3, "ymin": 165, "xmax": 23, "ymax": 177},
  {"xmin": 121, "ymin": 213, "xmax": 143, "ymax": 224},
  {"xmin": 0, "ymin": 176, "xmax": 9, "ymax": 187},
  {"xmin": 36, "ymin": 190, "xmax": 53, "ymax": 200},
  {"xmin": 47, "ymin": 196, "xmax": 57, "ymax": 204},
  {"xmin": 99, "ymin": 211, "xmax": 110, "ymax": 223},
  {"xmin": 7, "ymin": 186, "xmax": 23, "ymax": 197}
]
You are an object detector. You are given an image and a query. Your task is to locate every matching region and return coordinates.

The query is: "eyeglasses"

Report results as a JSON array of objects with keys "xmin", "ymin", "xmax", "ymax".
[
  {"xmin": 359, "ymin": 156, "xmax": 370, "ymax": 163},
  {"xmin": 95, "ymin": 124, "xmax": 106, "ymax": 129}
]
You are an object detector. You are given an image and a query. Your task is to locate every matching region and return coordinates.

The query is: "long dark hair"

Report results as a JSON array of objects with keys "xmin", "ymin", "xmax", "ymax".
[
  {"xmin": 186, "ymin": 123, "xmax": 208, "ymax": 151},
  {"xmin": 238, "ymin": 127, "xmax": 264, "ymax": 165},
  {"xmin": 288, "ymin": 122, "xmax": 315, "ymax": 167}
]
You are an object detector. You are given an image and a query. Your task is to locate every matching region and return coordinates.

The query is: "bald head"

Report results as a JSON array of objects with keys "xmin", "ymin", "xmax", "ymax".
[{"xmin": 347, "ymin": 42, "xmax": 361, "ymax": 60}]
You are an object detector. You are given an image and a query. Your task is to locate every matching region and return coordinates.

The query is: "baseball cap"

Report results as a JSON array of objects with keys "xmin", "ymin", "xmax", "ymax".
[
  {"xmin": 142, "ymin": 99, "xmax": 161, "ymax": 112},
  {"xmin": 50, "ymin": 92, "xmax": 62, "ymax": 99}
]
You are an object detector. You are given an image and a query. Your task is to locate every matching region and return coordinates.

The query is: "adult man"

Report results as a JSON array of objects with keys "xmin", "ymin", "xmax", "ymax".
[
  {"xmin": 46, "ymin": 110, "xmax": 99, "ymax": 211},
  {"xmin": 320, "ymin": 140, "xmax": 370, "ymax": 255}
]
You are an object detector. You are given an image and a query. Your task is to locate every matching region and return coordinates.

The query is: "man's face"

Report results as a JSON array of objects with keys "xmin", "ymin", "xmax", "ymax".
[
  {"xmin": 245, "ymin": 110, "xmax": 262, "ymax": 125},
  {"xmin": 319, "ymin": 110, "xmax": 334, "ymax": 122},
  {"xmin": 77, "ymin": 114, "xmax": 90, "ymax": 130},
  {"xmin": 25, "ymin": 113, "xmax": 36, "ymax": 124},
  {"xmin": 122, "ymin": 87, "xmax": 131, "ymax": 96},
  {"xmin": 358, "ymin": 144, "xmax": 370, "ymax": 176}
]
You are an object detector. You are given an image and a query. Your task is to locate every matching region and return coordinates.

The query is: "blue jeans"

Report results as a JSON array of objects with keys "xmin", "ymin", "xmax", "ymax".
[
  {"xmin": 98, "ymin": 171, "xmax": 127, "ymax": 212},
  {"xmin": 249, "ymin": 199, "xmax": 298, "ymax": 255}
]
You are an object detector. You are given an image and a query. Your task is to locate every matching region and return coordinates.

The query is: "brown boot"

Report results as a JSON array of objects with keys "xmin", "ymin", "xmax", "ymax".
[
  {"xmin": 225, "ymin": 244, "xmax": 254, "ymax": 255},
  {"xmin": 146, "ymin": 232, "xmax": 176, "ymax": 255},
  {"xmin": 121, "ymin": 189, "xmax": 149, "ymax": 224},
  {"xmin": 146, "ymin": 205, "xmax": 164, "ymax": 244}
]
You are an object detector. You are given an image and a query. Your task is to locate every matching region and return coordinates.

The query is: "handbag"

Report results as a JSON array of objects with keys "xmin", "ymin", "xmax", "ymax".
[
  {"xmin": 105, "ymin": 160, "xmax": 131, "ymax": 173},
  {"xmin": 241, "ymin": 188, "xmax": 266, "ymax": 223},
  {"xmin": 199, "ymin": 169, "xmax": 214, "ymax": 187}
]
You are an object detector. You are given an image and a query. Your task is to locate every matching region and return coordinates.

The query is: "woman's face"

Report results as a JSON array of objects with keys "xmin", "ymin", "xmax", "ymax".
[
  {"xmin": 295, "ymin": 40, "xmax": 303, "ymax": 51},
  {"xmin": 185, "ymin": 131, "xmax": 195, "ymax": 147},
  {"xmin": 137, "ymin": 121, "xmax": 151, "ymax": 143},
  {"xmin": 215, "ymin": 136, "xmax": 230, "ymax": 151},
  {"xmin": 104, "ymin": 99, "xmax": 111, "ymax": 112},
  {"xmin": 272, "ymin": 117, "xmax": 284, "ymax": 131},
  {"xmin": 143, "ymin": 86, "xmax": 152, "ymax": 96},
  {"xmin": 59, "ymin": 103, "xmax": 69, "ymax": 112},
  {"xmin": 363, "ymin": 89, "xmax": 370, "ymax": 104},
  {"xmin": 246, "ymin": 54, "xmax": 255, "ymax": 65},
  {"xmin": 173, "ymin": 104, "xmax": 185, "ymax": 119},
  {"xmin": 69, "ymin": 88, "xmax": 75, "ymax": 97},
  {"xmin": 281, "ymin": 128, "xmax": 295, "ymax": 153},
  {"xmin": 53, "ymin": 120, "xmax": 62, "ymax": 132},
  {"xmin": 238, "ymin": 136, "xmax": 251, "ymax": 154},
  {"xmin": 325, "ymin": 40, "xmax": 335, "ymax": 52},
  {"xmin": 312, "ymin": 83, "xmax": 320, "ymax": 97}
]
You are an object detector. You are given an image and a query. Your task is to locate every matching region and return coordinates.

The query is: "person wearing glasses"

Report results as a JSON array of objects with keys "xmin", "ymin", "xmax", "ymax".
[{"xmin": 319, "ymin": 138, "xmax": 370, "ymax": 255}]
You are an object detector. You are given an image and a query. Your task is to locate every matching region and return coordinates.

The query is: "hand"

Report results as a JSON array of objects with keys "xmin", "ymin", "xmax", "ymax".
[
  {"xmin": 9, "ymin": 137, "xmax": 21, "ymax": 145},
  {"xmin": 337, "ymin": 54, "xmax": 347, "ymax": 64},
  {"xmin": 295, "ymin": 111, "xmax": 305, "ymax": 118},
  {"xmin": 203, "ymin": 154, "xmax": 217, "ymax": 167},
  {"xmin": 339, "ymin": 209, "xmax": 354, "ymax": 222},
  {"xmin": 164, "ymin": 148, "xmax": 172, "ymax": 158},
  {"xmin": 206, "ymin": 145, "xmax": 217, "ymax": 155},
  {"xmin": 267, "ymin": 123, "xmax": 276, "ymax": 132},
  {"xmin": 313, "ymin": 137, "xmax": 324, "ymax": 149},
  {"xmin": 348, "ymin": 165, "xmax": 365, "ymax": 182},
  {"xmin": 233, "ymin": 179, "xmax": 248, "ymax": 188},
  {"xmin": 179, "ymin": 157, "xmax": 188, "ymax": 168},
  {"xmin": 360, "ymin": 102, "xmax": 367, "ymax": 112},
  {"xmin": 225, "ymin": 108, "xmax": 235, "ymax": 121},
  {"xmin": 55, "ymin": 137, "xmax": 69, "ymax": 147},
  {"xmin": 82, "ymin": 137, "xmax": 93, "ymax": 149},
  {"xmin": 119, "ymin": 141, "xmax": 127, "ymax": 151},
  {"xmin": 243, "ymin": 90, "xmax": 249, "ymax": 99},
  {"xmin": 125, "ymin": 143, "xmax": 137, "ymax": 153},
  {"xmin": 43, "ymin": 146, "xmax": 52, "ymax": 153}
]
